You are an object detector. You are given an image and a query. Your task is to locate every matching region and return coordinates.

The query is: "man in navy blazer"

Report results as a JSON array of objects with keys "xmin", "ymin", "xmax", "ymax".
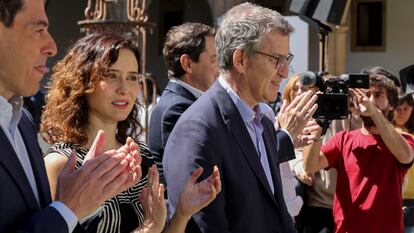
[
  {"xmin": 163, "ymin": 3, "xmax": 317, "ymax": 233},
  {"xmin": 148, "ymin": 22, "xmax": 218, "ymax": 185},
  {"xmin": 0, "ymin": 0, "xmax": 141, "ymax": 232}
]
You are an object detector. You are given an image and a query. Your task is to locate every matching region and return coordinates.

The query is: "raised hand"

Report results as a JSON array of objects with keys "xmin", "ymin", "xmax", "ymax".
[
  {"xmin": 277, "ymin": 91, "xmax": 318, "ymax": 140},
  {"xmin": 294, "ymin": 120, "xmax": 321, "ymax": 148},
  {"xmin": 175, "ymin": 166, "xmax": 221, "ymax": 219},
  {"xmin": 135, "ymin": 165, "xmax": 166, "ymax": 233},
  {"xmin": 124, "ymin": 137, "xmax": 143, "ymax": 181},
  {"xmin": 349, "ymin": 88, "xmax": 377, "ymax": 116},
  {"xmin": 55, "ymin": 130, "xmax": 142, "ymax": 219}
]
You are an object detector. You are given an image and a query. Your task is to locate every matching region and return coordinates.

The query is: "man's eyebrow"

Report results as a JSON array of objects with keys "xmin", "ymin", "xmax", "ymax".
[{"xmin": 32, "ymin": 20, "xmax": 49, "ymax": 27}]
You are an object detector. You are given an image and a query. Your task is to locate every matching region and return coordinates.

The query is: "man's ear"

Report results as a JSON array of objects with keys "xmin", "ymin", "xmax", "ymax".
[
  {"xmin": 180, "ymin": 54, "xmax": 193, "ymax": 74},
  {"xmin": 232, "ymin": 49, "xmax": 247, "ymax": 73}
]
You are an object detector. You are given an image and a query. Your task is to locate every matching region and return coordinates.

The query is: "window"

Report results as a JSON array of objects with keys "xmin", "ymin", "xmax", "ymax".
[{"xmin": 351, "ymin": 0, "xmax": 386, "ymax": 52}]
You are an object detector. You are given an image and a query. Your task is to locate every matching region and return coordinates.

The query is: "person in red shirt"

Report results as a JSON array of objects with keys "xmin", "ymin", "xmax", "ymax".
[{"xmin": 303, "ymin": 73, "xmax": 414, "ymax": 233}]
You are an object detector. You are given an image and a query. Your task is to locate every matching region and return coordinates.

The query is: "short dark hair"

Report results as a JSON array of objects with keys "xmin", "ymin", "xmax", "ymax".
[
  {"xmin": 361, "ymin": 66, "xmax": 401, "ymax": 87},
  {"xmin": 163, "ymin": 22, "xmax": 215, "ymax": 78},
  {"xmin": 369, "ymin": 73, "xmax": 399, "ymax": 108},
  {"xmin": 0, "ymin": 0, "xmax": 24, "ymax": 27},
  {"xmin": 368, "ymin": 74, "xmax": 399, "ymax": 121}
]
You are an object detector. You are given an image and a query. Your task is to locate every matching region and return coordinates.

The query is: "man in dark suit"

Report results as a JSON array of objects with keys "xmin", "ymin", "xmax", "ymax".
[
  {"xmin": 163, "ymin": 3, "xmax": 317, "ymax": 233},
  {"xmin": 0, "ymin": 0, "xmax": 141, "ymax": 232},
  {"xmin": 148, "ymin": 22, "xmax": 218, "ymax": 185}
]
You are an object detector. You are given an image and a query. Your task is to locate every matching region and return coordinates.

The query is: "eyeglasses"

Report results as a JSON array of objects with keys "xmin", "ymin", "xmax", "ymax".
[{"xmin": 254, "ymin": 51, "xmax": 294, "ymax": 69}]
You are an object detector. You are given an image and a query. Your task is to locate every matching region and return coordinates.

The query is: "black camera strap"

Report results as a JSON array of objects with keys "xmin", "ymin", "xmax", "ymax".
[{"xmin": 316, "ymin": 119, "xmax": 332, "ymax": 140}]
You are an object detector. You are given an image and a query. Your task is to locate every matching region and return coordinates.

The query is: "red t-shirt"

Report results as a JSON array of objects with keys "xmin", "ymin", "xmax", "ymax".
[{"xmin": 321, "ymin": 129, "xmax": 414, "ymax": 233}]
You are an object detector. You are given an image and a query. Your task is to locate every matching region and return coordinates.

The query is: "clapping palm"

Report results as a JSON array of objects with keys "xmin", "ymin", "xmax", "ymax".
[
  {"xmin": 136, "ymin": 165, "xmax": 221, "ymax": 233},
  {"xmin": 176, "ymin": 166, "xmax": 221, "ymax": 218}
]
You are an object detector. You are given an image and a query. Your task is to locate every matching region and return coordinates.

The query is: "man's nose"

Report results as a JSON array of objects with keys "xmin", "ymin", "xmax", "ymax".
[
  {"xmin": 278, "ymin": 65, "xmax": 289, "ymax": 79},
  {"xmin": 42, "ymin": 31, "xmax": 57, "ymax": 57}
]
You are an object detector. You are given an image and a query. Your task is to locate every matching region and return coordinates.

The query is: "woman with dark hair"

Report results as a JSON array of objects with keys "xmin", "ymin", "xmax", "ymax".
[
  {"xmin": 393, "ymin": 94, "xmax": 414, "ymax": 232},
  {"xmin": 394, "ymin": 94, "xmax": 414, "ymax": 134},
  {"xmin": 40, "ymin": 33, "xmax": 221, "ymax": 233}
]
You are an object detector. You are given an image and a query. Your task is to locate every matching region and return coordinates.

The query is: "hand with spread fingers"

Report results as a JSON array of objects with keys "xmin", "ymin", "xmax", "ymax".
[
  {"xmin": 349, "ymin": 88, "xmax": 378, "ymax": 116},
  {"xmin": 277, "ymin": 90, "xmax": 318, "ymax": 141},
  {"xmin": 135, "ymin": 165, "xmax": 222, "ymax": 233},
  {"xmin": 136, "ymin": 165, "xmax": 167, "ymax": 233},
  {"xmin": 175, "ymin": 166, "xmax": 222, "ymax": 219}
]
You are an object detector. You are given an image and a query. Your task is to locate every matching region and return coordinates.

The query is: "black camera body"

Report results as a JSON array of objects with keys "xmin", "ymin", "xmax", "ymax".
[{"xmin": 299, "ymin": 71, "xmax": 370, "ymax": 120}]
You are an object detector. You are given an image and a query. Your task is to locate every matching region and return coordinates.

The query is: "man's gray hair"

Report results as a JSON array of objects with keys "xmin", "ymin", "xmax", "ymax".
[{"xmin": 216, "ymin": 2, "xmax": 294, "ymax": 70}]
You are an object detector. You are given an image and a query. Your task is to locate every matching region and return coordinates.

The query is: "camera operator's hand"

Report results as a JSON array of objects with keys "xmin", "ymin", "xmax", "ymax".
[
  {"xmin": 349, "ymin": 88, "xmax": 378, "ymax": 116},
  {"xmin": 277, "ymin": 90, "xmax": 318, "ymax": 140}
]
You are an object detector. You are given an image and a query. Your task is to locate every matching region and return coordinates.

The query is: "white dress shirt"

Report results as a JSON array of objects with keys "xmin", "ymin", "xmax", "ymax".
[{"xmin": 170, "ymin": 77, "xmax": 204, "ymax": 99}]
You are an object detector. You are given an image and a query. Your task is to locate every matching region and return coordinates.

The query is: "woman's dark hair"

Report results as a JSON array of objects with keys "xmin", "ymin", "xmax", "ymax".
[
  {"xmin": 41, "ymin": 33, "xmax": 142, "ymax": 145},
  {"xmin": 395, "ymin": 94, "xmax": 414, "ymax": 134}
]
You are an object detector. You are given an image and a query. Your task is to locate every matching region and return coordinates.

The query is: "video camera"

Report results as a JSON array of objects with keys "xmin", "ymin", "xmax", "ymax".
[{"xmin": 299, "ymin": 71, "xmax": 370, "ymax": 120}]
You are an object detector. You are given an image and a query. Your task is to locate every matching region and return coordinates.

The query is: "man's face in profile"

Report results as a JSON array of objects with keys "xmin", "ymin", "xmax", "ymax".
[
  {"xmin": 190, "ymin": 36, "xmax": 218, "ymax": 92},
  {"xmin": 242, "ymin": 30, "xmax": 290, "ymax": 105},
  {"xmin": 0, "ymin": 0, "xmax": 57, "ymax": 99},
  {"xmin": 360, "ymin": 86, "xmax": 392, "ymax": 127}
]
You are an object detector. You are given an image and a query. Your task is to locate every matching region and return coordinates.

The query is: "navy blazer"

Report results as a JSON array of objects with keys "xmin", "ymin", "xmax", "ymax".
[
  {"xmin": 148, "ymin": 81, "xmax": 197, "ymax": 184},
  {"xmin": 0, "ymin": 111, "xmax": 70, "ymax": 233},
  {"xmin": 163, "ymin": 81, "xmax": 296, "ymax": 233}
]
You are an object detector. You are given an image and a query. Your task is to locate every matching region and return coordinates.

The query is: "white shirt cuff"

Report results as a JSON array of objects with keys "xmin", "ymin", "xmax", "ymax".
[
  {"xmin": 79, "ymin": 206, "xmax": 104, "ymax": 224},
  {"xmin": 50, "ymin": 201, "xmax": 78, "ymax": 233}
]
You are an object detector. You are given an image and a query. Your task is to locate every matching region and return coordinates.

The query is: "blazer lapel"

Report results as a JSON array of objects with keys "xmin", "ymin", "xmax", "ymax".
[
  {"xmin": 0, "ymin": 127, "xmax": 39, "ymax": 211},
  {"xmin": 18, "ymin": 114, "xmax": 51, "ymax": 208},
  {"xmin": 212, "ymin": 82, "xmax": 279, "ymax": 207}
]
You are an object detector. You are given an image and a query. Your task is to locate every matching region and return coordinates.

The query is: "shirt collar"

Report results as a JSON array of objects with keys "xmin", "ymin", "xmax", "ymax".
[
  {"xmin": 0, "ymin": 95, "xmax": 23, "ymax": 136},
  {"xmin": 170, "ymin": 77, "xmax": 204, "ymax": 99},
  {"xmin": 218, "ymin": 75, "xmax": 263, "ymax": 123}
]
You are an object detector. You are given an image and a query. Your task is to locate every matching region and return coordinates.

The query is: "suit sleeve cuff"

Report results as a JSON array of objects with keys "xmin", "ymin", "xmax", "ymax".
[
  {"xmin": 50, "ymin": 201, "xmax": 78, "ymax": 233},
  {"xmin": 280, "ymin": 128, "xmax": 294, "ymax": 144}
]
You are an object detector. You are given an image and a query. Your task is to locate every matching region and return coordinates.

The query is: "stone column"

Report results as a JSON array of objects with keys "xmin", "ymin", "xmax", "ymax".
[{"xmin": 327, "ymin": 26, "xmax": 349, "ymax": 75}]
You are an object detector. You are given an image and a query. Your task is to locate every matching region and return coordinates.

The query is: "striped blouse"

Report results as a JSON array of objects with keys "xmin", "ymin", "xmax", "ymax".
[{"xmin": 47, "ymin": 141, "xmax": 155, "ymax": 233}]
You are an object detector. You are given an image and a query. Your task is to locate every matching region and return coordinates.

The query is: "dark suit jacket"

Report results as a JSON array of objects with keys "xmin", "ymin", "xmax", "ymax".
[
  {"xmin": 0, "ymin": 111, "xmax": 69, "ymax": 233},
  {"xmin": 148, "ymin": 81, "xmax": 197, "ymax": 184},
  {"xmin": 163, "ymin": 81, "xmax": 296, "ymax": 233}
]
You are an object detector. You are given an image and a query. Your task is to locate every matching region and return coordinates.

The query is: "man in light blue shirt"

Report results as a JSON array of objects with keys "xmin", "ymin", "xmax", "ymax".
[{"xmin": 163, "ymin": 3, "xmax": 317, "ymax": 233}]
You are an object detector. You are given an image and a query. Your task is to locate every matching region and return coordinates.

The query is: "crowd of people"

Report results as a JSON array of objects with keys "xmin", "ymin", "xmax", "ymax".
[{"xmin": 0, "ymin": 0, "xmax": 413, "ymax": 233}]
